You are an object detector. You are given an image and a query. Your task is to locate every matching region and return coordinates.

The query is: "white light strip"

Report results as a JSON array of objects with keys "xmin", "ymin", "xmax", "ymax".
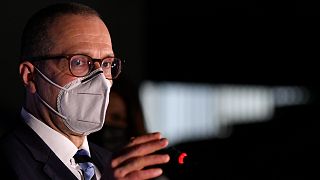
[{"xmin": 139, "ymin": 81, "xmax": 309, "ymax": 145}]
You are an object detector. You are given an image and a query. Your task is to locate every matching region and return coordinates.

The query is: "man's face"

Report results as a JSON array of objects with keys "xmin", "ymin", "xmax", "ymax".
[{"xmin": 35, "ymin": 14, "xmax": 113, "ymax": 135}]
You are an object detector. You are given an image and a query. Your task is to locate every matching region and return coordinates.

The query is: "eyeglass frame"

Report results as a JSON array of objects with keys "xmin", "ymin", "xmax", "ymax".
[{"xmin": 26, "ymin": 54, "xmax": 123, "ymax": 80}]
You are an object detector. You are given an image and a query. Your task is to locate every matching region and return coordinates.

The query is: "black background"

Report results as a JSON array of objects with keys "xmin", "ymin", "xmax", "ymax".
[
  {"xmin": 1, "ymin": 0, "xmax": 319, "ymax": 179},
  {"xmin": 1, "ymin": 0, "xmax": 319, "ymax": 110}
]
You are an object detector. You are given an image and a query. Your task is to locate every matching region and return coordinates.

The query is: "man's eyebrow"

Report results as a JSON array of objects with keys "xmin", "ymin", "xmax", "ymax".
[{"xmin": 105, "ymin": 53, "xmax": 115, "ymax": 58}]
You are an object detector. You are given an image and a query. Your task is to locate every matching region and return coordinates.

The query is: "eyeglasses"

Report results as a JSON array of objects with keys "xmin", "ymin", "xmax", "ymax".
[{"xmin": 28, "ymin": 54, "xmax": 122, "ymax": 80}]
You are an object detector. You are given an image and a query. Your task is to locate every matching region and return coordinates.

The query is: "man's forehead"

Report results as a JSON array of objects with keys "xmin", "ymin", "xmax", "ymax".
[
  {"xmin": 47, "ymin": 14, "xmax": 111, "ymax": 50},
  {"xmin": 51, "ymin": 14, "xmax": 107, "ymax": 31}
]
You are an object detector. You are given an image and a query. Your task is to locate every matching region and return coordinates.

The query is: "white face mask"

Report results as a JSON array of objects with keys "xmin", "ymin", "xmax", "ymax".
[{"xmin": 34, "ymin": 67, "xmax": 111, "ymax": 135}]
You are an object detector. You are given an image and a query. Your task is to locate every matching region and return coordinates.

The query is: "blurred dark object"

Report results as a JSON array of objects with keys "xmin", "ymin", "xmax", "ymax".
[
  {"xmin": 89, "ymin": 76, "xmax": 147, "ymax": 152},
  {"xmin": 150, "ymin": 147, "xmax": 199, "ymax": 179},
  {"xmin": 172, "ymin": 103, "xmax": 319, "ymax": 179}
]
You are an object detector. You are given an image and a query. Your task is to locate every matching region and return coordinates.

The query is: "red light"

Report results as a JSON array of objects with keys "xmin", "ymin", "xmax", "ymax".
[{"xmin": 178, "ymin": 152, "xmax": 187, "ymax": 164}]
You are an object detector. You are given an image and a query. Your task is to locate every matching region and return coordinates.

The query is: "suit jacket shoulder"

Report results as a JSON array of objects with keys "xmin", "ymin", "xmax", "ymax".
[{"xmin": 0, "ymin": 120, "xmax": 114, "ymax": 180}]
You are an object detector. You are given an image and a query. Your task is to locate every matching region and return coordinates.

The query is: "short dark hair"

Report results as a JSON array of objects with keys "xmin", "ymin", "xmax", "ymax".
[{"xmin": 20, "ymin": 2, "xmax": 101, "ymax": 61}]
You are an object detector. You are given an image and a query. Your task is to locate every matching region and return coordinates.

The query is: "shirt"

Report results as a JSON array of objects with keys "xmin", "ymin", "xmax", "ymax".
[{"xmin": 21, "ymin": 108, "xmax": 102, "ymax": 179}]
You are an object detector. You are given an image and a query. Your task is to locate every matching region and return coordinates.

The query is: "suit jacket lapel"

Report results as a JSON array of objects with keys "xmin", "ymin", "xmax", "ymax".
[
  {"xmin": 42, "ymin": 152, "xmax": 78, "ymax": 180},
  {"xmin": 14, "ymin": 121, "xmax": 78, "ymax": 180}
]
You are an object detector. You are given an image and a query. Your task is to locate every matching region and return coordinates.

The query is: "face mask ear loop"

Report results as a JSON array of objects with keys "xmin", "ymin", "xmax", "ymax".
[
  {"xmin": 35, "ymin": 92, "xmax": 67, "ymax": 120},
  {"xmin": 33, "ymin": 66, "xmax": 69, "ymax": 91},
  {"xmin": 33, "ymin": 66, "xmax": 69, "ymax": 121}
]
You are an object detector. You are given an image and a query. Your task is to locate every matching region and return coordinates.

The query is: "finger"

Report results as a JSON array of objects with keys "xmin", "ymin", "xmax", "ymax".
[
  {"xmin": 112, "ymin": 133, "xmax": 163, "ymax": 160},
  {"xmin": 112, "ymin": 138, "xmax": 169, "ymax": 168},
  {"xmin": 123, "ymin": 168, "xmax": 163, "ymax": 180},
  {"xmin": 127, "ymin": 132, "xmax": 162, "ymax": 148},
  {"xmin": 113, "ymin": 154, "xmax": 169, "ymax": 178}
]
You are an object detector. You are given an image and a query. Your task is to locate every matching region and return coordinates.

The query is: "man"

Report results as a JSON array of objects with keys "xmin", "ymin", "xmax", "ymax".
[{"xmin": 0, "ymin": 2, "xmax": 169, "ymax": 180}]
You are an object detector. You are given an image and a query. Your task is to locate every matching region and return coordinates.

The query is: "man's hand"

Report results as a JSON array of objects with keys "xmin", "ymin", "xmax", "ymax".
[{"xmin": 111, "ymin": 132, "xmax": 170, "ymax": 180}]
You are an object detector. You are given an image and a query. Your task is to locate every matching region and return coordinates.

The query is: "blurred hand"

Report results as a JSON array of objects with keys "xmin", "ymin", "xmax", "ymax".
[{"xmin": 111, "ymin": 132, "xmax": 170, "ymax": 180}]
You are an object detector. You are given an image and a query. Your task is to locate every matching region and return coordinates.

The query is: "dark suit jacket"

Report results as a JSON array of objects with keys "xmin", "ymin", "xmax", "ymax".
[{"xmin": 0, "ymin": 119, "xmax": 115, "ymax": 180}]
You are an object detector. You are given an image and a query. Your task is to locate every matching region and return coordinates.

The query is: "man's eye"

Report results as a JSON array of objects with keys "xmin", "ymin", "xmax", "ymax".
[
  {"xmin": 102, "ymin": 61, "xmax": 111, "ymax": 68},
  {"xmin": 74, "ymin": 59, "xmax": 83, "ymax": 66},
  {"xmin": 71, "ymin": 58, "xmax": 87, "ymax": 67}
]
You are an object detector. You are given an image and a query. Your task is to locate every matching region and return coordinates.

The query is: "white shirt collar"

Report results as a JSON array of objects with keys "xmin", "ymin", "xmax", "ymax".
[{"xmin": 21, "ymin": 108, "xmax": 91, "ymax": 166}]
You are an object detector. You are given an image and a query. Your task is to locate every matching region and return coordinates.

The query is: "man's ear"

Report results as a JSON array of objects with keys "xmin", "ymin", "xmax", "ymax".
[{"xmin": 19, "ymin": 61, "xmax": 36, "ymax": 94}]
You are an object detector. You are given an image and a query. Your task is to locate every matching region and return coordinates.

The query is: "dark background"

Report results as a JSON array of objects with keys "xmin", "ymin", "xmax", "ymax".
[{"xmin": 1, "ymin": 0, "xmax": 319, "ymax": 179}]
